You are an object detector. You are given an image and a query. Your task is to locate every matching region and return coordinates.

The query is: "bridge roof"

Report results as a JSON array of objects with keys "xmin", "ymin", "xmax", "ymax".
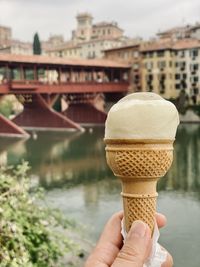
[{"xmin": 0, "ymin": 54, "xmax": 130, "ymax": 69}]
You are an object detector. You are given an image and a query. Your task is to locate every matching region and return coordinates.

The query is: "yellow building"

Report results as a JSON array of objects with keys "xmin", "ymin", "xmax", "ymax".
[
  {"xmin": 141, "ymin": 39, "xmax": 200, "ymax": 104},
  {"xmin": 141, "ymin": 40, "xmax": 177, "ymax": 99}
]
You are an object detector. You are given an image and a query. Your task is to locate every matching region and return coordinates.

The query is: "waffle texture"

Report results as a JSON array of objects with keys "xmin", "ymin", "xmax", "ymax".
[{"xmin": 105, "ymin": 140, "xmax": 173, "ymax": 233}]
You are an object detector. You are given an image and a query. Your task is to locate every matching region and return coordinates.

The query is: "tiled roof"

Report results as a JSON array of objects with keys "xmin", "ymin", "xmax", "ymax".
[
  {"xmin": 45, "ymin": 42, "xmax": 81, "ymax": 52},
  {"xmin": 173, "ymin": 39, "xmax": 200, "ymax": 50},
  {"xmin": 157, "ymin": 26, "xmax": 190, "ymax": 35},
  {"xmin": 140, "ymin": 40, "xmax": 173, "ymax": 52},
  {"xmin": 0, "ymin": 53, "xmax": 130, "ymax": 68},
  {"xmin": 103, "ymin": 43, "xmax": 140, "ymax": 52},
  {"xmin": 140, "ymin": 39, "xmax": 200, "ymax": 52}
]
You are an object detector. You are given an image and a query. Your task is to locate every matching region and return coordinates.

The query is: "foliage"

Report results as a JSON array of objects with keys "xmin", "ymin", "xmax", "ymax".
[
  {"xmin": 0, "ymin": 98, "xmax": 13, "ymax": 118},
  {"xmin": 0, "ymin": 162, "xmax": 76, "ymax": 267},
  {"xmin": 33, "ymin": 33, "xmax": 42, "ymax": 55}
]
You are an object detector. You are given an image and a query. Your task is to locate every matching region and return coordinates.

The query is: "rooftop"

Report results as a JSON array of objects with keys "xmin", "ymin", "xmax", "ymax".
[
  {"xmin": 141, "ymin": 38, "xmax": 200, "ymax": 52},
  {"xmin": 0, "ymin": 53, "xmax": 130, "ymax": 68},
  {"xmin": 45, "ymin": 41, "xmax": 81, "ymax": 52},
  {"xmin": 103, "ymin": 43, "xmax": 140, "ymax": 52},
  {"xmin": 157, "ymin": 25, "xmax": 189, "ymax": 36},
  {"xmin": 140, "ymin": 40, "xmax": 173, "ymax": 52}
]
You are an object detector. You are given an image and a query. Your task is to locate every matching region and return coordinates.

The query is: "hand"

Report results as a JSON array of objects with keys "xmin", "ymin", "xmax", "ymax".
[{"xmin": 85, "ymin": 212, "xmax": 173, "ymax": 267}]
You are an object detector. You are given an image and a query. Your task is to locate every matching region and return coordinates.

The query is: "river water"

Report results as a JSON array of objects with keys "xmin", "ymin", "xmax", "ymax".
[{"xmin": 0, "ymin": 124, "xmax": 200, "ymax": 267}]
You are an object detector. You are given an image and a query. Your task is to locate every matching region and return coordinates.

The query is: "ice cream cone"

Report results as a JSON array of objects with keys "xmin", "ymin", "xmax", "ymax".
[{"xmin": 105, "ymin": 139, "xmax": 174, "ymax": 234}]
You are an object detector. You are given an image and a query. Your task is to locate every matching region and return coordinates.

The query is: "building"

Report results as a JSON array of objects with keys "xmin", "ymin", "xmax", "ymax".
[
  {"xmin": 189, "ymin": 24, "xmax": 200, "ymax": 40},
  {"xmin": 46, "ymin": 41, "xmax": 81, "ymax": 59},
  {"xmin": 42, "ymin": 35, "xmax": 65, "ymax": 52},
  {"xmin": 157, "ymin": 26, "xmax": 191, "ymax": 40},
  {"xmin": 79, "ymin": 38, "xmax": 123, "ymax": 59},
  {"xmin": 103, "ymin": 44, "xmax": 141, "ymax": 91},
  {"xmin": 0, "ymin": 24, "xmax": 32, "ymax": 55},
  {"xmin": 0, "ymin": 39, "xmax": 32, "ymax": 55},
  {"xmin": 141, "ymin": 39, "xmax": 200, "ymax": 104},
  {"xmin": 157, "ymin": 23, "xmax": 200, "ymax": 41},
  {"xmin": 47, "ymin": 13, "xmax": 125, "ymax": 59},
  {"xmin": 72, "ymin": 13, "xmax": 123, "ymax": 43},
  {"xmin": 0, "ymin": 25, "xmax": 11, "ymax": 47}
]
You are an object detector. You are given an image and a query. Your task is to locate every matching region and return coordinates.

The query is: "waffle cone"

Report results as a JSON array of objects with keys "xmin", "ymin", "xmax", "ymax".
[{"xmin": 105, "ymin": 139, "xmax": 174, "ymax": 234}]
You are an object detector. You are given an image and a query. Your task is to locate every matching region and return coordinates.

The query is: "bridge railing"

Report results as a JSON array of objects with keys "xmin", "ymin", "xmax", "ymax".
[{"xmin": 0, "ymin": 80, "xmax": 129, "ymax": 94}]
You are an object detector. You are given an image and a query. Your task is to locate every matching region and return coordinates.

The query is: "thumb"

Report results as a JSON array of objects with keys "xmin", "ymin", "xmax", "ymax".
[{"xmin": 112, "ymin": 220, "xmax": 152, "ymax": 267}]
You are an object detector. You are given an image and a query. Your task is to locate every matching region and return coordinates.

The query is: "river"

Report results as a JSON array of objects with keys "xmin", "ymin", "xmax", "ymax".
[{"xmin": 0, "ymin": 124, "xmax": 200, "ymax": 267}]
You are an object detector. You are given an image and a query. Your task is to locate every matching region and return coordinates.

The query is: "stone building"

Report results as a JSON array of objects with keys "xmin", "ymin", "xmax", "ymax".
[
  {"xmin": 0, "ymin": 39, "xmax": 32, "ymax": 55},
  {"xmin": 47, "ymin": 12, "xmax": 125, "ymax": 59},
  {"xmin": 0, "ymin": 25, "xmax": 11, "ymax": 47},
  {"xmin": 157, "ymin": 23, "xmax": 200, "ymax": 41},
  {"xmin": 0, "ymin": 24, "xmax": 32, "ymax": 55},
  {"xmin": 141, "ymin": 39, "xmax": 200, "ymax": 104},
  {"xmin": 72, "ymin": 13, "xmax": 123, "ymax": 43},
  {"xmin": 46, "ymin": 41, "xmax": 81, "ymax": 59},
  {"xmin": 103, "ymin": 44, "xmax": 141, "ymax": 91},
  {"xmin": 42, "ymin": 35, "xmax": 65, "ymax": 52}
]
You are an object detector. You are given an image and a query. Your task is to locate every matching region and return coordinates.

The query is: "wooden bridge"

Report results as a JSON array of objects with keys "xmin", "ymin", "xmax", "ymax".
[{"xmin": 0, "ymin": 54, "xmax": 130, "ymax": 137}]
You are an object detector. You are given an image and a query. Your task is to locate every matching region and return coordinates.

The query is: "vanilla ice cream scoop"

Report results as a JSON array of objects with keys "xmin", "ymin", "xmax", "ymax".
[{"xmin": 105, "ymin": 92, "xmax": 179, "ymax": 140}]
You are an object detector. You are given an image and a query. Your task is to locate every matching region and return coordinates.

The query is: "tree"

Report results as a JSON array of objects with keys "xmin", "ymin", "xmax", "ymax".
[{"xmin": 33, "ymin": 32, "xmax": 42, "ymax": 55}]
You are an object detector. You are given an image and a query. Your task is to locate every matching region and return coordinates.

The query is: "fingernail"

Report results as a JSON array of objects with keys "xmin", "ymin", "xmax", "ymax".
[{"xmin": 130, "ymin": 220, "xmax": 147, "ymax": 238}]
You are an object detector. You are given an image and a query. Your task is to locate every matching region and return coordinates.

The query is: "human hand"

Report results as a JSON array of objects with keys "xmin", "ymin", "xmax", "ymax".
[{"xmin": 85, "ymin": 211, "xmax": 173, "ymax": 267}]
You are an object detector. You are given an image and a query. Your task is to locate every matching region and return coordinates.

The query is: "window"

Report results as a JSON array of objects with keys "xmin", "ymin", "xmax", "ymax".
[
  {"xmin": 124, "ymin": 52, "xmax": 128, "ymax": 59},
  {"xmin": 190, "ymin": 49, "xmax": 199, "ymax": 58},
  {"xmin": 180, "ymin": 62, "xmax": 186, "ymax": 69},
  {"xmin": 11, "ymin": 68, "xmax": 21, "ymax": 80},
  {"xmin": 146, "ymin": 61, "xmax": 153, "ymax": 69},
  {"xmin": 157, "ymin": 51, "xmax": 164, "ymax": 57},
  {"xmin": 133, "ymin": 51, "xmax": 139, "ymax": 58},
  {"xmin": 175, "ymin": 74, "xmax": 180, "ymax": 79},
  {"xmin": 190, "ymin": 64, "xmax": 199, "ymax": 71},
  {"xmin": 175, "ymin": 84, "xmax": 180, "ymax": 89},
  {"xmin": 157, "ymin": 61, "xmax": 166, "ymax": 69},
  {"xmin": 146, "ymin": 74, "xmax": 153, "ymax": 81},
  {"xmin": 179, "ymin": 51, "xmax": 185, "ymax": 57},
  {"xmin": 149, "ymin": 52, "xmax": 154, "ymax": 58},
  {"xmin": 133, "ymin": 63, "xmax": 139, "ymax": 70}
]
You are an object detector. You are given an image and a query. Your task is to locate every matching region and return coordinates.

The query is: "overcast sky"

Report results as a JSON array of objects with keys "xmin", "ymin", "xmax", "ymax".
[{"xmin": 0, "ymin": 0, "xmax": 200, "ymax": 42}]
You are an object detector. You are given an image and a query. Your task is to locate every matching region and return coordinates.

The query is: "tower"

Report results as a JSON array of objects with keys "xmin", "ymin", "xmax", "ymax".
[{"xmin": 72, "ymin": 12, "xmax": 93, "ymax": 42}]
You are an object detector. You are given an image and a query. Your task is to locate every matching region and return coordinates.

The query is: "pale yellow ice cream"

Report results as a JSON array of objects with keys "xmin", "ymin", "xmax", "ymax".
[{"xmin": 105, "ymin": 92, "xmax": 179, "ymax": 140}]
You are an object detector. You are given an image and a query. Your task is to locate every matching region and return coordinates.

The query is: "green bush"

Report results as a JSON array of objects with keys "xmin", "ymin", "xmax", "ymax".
[
  {"xmin": 0, "ymin": 162, "xmax": 76, "ymax": 267},
  {"xmin": 0, "ymin": 99, "xmax": 13, "ymax": 118}
]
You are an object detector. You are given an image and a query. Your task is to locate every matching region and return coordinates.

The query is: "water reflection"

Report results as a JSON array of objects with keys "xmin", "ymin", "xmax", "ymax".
[
  {"xmin": 1, "ymin": 124, "xmax": 200, "ymax": 197},
  {"xmin": 1, "ymin": 124, "xmax": 200, "ymax": 267},
  {"xmin": 158, "ymin": 124, "xmax": 200, "ymax": 195}
]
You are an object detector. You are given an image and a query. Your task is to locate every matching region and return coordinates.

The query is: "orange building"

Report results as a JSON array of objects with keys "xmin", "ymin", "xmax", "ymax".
[{"xmin": 103, "ymin": 44, "xmax": 142, "ymax": 92}]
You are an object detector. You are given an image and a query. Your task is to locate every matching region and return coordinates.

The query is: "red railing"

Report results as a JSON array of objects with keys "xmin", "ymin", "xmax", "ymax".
[{"xmin": 0, "ymin": 80, "xmax": 129, "ymax": 94}]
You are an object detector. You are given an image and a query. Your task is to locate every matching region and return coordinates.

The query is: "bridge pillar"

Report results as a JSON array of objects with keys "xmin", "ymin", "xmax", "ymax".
[
  {"xmin": 0, "ymin": 114, "xmax": 29, "ymax": 138},
  {"xmin": 62, "ymin": 93, "xmax": 107, "ymax": 125},
  {"xmin": 12, "ymin": 94, "xmax": 83, "ymax": 131}
]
